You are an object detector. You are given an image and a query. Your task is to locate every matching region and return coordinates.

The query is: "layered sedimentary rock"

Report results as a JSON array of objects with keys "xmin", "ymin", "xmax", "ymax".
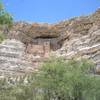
[
  {"xmin": 5, "ymin": 9, "xmax": 100, "ymax": 50},
  {"xmin": 0, "ymin": 39, "xmax": 33, "ymax": 77},
  {"xmin": 0, "ymin": 9, "xmax": 99, "ymax": 76},
  {"xmin": 53, "ymin": 13, "xmax": 100, "ymax": 73},
  {"xmin": 7, "ymin": 22, "xmax": 60, "ymax": 50}
]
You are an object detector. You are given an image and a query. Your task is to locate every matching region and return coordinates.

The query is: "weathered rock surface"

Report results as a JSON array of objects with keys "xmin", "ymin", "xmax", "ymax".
[
  {"xmin": 0, "ymin": 39, "xmax": 33, "ymax": 77},
  {"xmin": 0, "ymin": 9, "xmax": 100, "ymax": 76},
  {"xmin": 5, "ymin": 9, "xmax": 100, "ymax": 49},
  {"xmin": 52, "ymin": 9, "xmax": 100, "ymax": 73}
]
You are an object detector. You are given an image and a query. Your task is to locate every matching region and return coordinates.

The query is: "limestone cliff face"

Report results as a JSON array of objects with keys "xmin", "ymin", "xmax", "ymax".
[
  {"xmin": 7, "ymin": 22, "xmax": 60, "ymax": 50},
  {"xmin": 1, "ymin": 9, "xmax": 100, "ymax": 76},
  {"xmin": 53, "ymin": 9, "xmax": 100, "ymax": 73},
  {"xmin": 6, "ymin": 9, "xmax": 100, "ymax": 49},
  {"xmin": 0, "ymin": 39, "xmax": 33, "ymax": 77}
]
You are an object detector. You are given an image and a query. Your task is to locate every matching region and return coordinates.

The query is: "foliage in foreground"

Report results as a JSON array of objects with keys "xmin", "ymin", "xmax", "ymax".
[{"xmin": 0, "ymin": 58, "xmax": 100, "ymax": 100}]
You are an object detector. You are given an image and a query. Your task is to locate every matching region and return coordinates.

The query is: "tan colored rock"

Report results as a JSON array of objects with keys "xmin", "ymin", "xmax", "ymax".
[{"xmin": 0, "ymin": 9, "xmax": 100, "ymax": 76}]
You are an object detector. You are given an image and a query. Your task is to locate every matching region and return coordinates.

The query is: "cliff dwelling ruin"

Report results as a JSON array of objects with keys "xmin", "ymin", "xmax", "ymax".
[{"xmin": 26, "ymin": 41, "xmax": 51, "ymax": 57}]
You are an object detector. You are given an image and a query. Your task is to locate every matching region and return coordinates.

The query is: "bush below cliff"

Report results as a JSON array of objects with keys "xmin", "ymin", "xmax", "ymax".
[{"xmin": 0, "ymin": 58, "xmax": 100, "ymax": 100}]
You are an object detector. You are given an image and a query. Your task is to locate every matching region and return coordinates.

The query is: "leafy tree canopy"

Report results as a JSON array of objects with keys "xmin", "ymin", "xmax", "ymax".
[{"xmin": 0, "ymin": 1, "xmax": 13, "ymax": 28}]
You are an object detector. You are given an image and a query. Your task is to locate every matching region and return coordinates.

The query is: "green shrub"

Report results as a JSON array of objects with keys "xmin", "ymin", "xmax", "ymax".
[
  {"xmin": 34, "ymin": 57, "xmax": 97, "ymax": 100},
  {"xmin": 0, "ymin": 58, "xmax": 100, "ymax": 100}
]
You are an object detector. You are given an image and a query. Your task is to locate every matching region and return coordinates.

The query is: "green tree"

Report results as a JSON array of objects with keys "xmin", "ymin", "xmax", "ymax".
[
  {"xmin": 0, "ymin": 1, "xmax": 13, "ymax": 28},
  {"xmin": 0, "ymin": 1, "xmax": 13, "ymax": 43}
]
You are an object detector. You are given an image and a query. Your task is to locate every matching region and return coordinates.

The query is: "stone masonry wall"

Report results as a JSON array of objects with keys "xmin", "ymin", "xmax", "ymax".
[{"xmin": 26, "ymin": 41, "xmax": 50, "ymax": 57}]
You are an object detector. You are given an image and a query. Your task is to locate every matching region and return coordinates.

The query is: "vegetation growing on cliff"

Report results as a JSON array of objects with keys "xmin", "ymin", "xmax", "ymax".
[
  {"xmin": 0, "ymin": 58, "xmax": 100, "ymax": 100},
  {"xmin": 0, "ymin": 1, "xmax": 99, "ymax": 100}
]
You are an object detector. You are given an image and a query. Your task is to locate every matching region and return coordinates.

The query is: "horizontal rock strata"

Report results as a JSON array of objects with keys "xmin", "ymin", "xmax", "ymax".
[
  {"xmin": 0, "ymin": 39, "xmax": 33, "ymax": 77},
  {"xmin": 0, "ymin": 9, "xmax": 100, "ymax": 76}
]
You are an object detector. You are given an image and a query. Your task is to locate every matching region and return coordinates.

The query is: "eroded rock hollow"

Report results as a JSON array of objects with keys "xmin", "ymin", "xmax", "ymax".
[{"xmin": 0, "ymin": 9, "xmax": 100, "ymax": 77}]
